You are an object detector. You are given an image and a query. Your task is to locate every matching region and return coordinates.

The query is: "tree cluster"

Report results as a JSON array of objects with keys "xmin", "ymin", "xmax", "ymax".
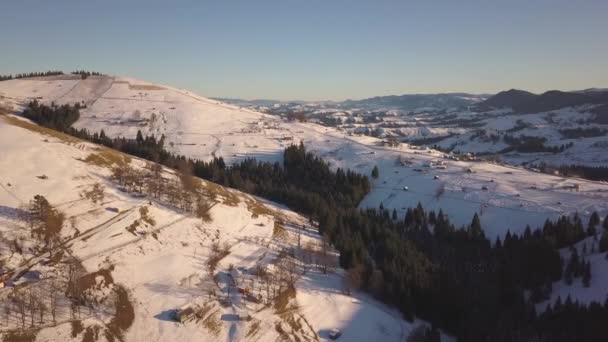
[
  {"xmin": 23, "ymin": 100, "xmax": 81, "ymax": 131},
  {"xmin": 0, "ymin": 71, "xmax": 64, "ymax": 81},
  {"xmin": 559, "ymin": 127, "xmax": 608, "ymax": 139},
  {"xmin": 71, "ymin": 70, "xmax": 105, "ymax": 79},
  {"xmin": 502, "ymin": 134, "xmax": 573, "ymax": 154}
]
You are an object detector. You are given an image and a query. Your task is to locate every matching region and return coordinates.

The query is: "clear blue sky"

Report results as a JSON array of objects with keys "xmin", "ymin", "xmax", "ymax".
[{"xmin": 1, "ymin": 0, "xmax": 607, "ymax": 100}]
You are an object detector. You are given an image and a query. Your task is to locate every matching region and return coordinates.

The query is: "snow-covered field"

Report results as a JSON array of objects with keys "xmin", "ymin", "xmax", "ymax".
[
  {"xmin": 2, "ymin": 76, "xmax": 607, "ymax": 239},
  {"xmin": 2, "ymin": 76, "xmax": 608, "ymax": 240},
  {"xmin": 0, "ymin": 114, "xmax": 434, "ymax": 341}
]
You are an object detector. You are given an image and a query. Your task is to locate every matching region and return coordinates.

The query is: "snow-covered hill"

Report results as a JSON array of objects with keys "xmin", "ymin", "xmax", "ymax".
[
  {"xmin": 1, "ymin": 75, "xmax": 608, "ymax": 240},
  {"xmin": 0, "ymin": 113, "xmax": 428, "ymax": 341}
]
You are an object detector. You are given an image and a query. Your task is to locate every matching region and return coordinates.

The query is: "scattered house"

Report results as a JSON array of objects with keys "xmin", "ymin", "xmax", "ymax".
[
  {"xmin": 244, "ymin": 293, "xmax": 261, "ymax": 303},
  {"xmin": 564, "ymin": 184, "xmax": 580, "ymax": 191},
  {"xmin": 174, "ymin": 303, "xmax": 200, "ymax": 323},
  {"xmin": 329, "ymin": 328, "xmax": 342, "ymax": 340},
  {"xmin": 0, "ymin": 271, "xmax": 13, "ymax": 288},
  {"xmin": 237, "ymin": 311, "xmax": 252, "ymax": 321}
]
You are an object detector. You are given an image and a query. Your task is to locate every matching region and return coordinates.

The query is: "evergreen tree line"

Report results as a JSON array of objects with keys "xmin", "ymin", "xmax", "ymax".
[
  {"xmin": 0, "ymin": 70, "xmax": 64, "ymax": 81},
  {"xmin": 20, "ymin": 101, "xmax": 608, "ymax": 341},
  {"xmin": 559, "ymin": 127, "xmax": 608, "ymax": 139},
  {"xmin": 71, "ymin": 70, "xmax": 105, "ymax": 79},
  {"xmin": 527, "ymin": 161, "xmax": 608, "ymax": 182},
  {"xmin": 23, "ymin": 101, "xmax": 81, "ymax": 130},
  {"xmin": 502, "ymin": 134, "xmax": 573, "ymax": 154}
]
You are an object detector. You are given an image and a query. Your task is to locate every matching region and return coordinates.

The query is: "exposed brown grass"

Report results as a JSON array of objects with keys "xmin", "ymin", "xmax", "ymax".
[
  {"xmin": 81, "ymin": 325, "xmax": 101, "ymax": 342},
  {"xmin": 273, "ymin": 220, "xmax": 288, "ymax": 240},
  {"xmin": 128, "ymin": 84, "xmax": 165, "ymax": 90},
  {"xmin": 125, "ymin": 220, "xmax": 140, "ymax": 236},
  {"xmin": 246, "ymin": 198, "xmax": 274, "ymax": 219},
  {"xmin": 1, "ymin": 114, "xmax": 80, "ymax": 144},
  {"xmin": 274, "ymin": 285, "xmax": 296, "ymax": 314},
  {"xmin": 73, "ymin": 267, "xmax": 114, "ymax": 298},
  {"xmin": 201, "ymin": 181, "xmax": 239, "ymax": 206},
  {"xmin": 246, "ymin": 319, "xmax": 262, "ymax": 339},
  {"xmin": 126, "ymin": 206, "xmax": 155, "ymax": 235},
  {"xmin": 273, "ymin": 287, "xmax": 319, "ymax": 342},
  {"xmin": 71, "ymin": 320, "xmax": 85, "ymax": 337},
  {"xmin": 1, "ymin": 331, "xmax": 38, "ymax": 342},
  {"xmin": 207, "ymin": 245, "xmax": 230, "ymax": 276},
  {"xmin": 83, "ymin": 148, "xmax": 131, "ymax": 169},
  {"xmin": 139, "ymin": 206, "xmax": 156, "ymax": 226},
  {"xmin": 107, "ymin": 285, "xmax": 134, "ymax": 339},
  {"xmin": 201, "ymin": 309, "xmax": 221, "ymax": 337},
  {"xmin": 81, "ymin": 183, "xmax": 105, "ymax": 204}
]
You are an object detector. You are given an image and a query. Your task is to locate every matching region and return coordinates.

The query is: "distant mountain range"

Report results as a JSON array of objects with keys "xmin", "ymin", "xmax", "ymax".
[
  {"xmin": 477, "ymin": 89, "xmax": 608, "ymax": 114},
  {"xmin": 340, "ymin": 93, "xmax": 488, "ymax": 110},
  {"xmin": 218, "ymin": 88, "xmax": 608, "ymax": 114},
  {"xmin": 217, "ymin": 93, "xmax": 489, "ymax": 111}
]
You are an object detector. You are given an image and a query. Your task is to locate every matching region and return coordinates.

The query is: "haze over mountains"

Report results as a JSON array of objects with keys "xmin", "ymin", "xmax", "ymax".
[{"xmin": 220, "ymin": 87, "xmax": 608, "ymax": 113}]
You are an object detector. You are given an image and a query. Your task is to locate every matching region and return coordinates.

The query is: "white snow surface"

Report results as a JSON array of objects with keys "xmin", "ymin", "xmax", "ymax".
[
  {"xmin": 0, "ymin": 114, "xmax": 429, "ymax": 341},
  {"xmin": 2, "ymin": 76, "xmax": 608, "ymax": 240}
]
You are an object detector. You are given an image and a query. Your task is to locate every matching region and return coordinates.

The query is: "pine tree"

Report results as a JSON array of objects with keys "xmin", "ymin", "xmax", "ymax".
[
  {"xmin": 599, "ymin": 230, "xmax": 608, "ymax": 253},
  {"xmin": 371, "ymin": 165, "xmax": 379, "ymax": 179},
  {"xmin": 470, "ymin": 213, "xmax": 483, "ymax": 238},
  {"xmin": 136, "ymin": 130, "xmax": 144, "ymax": 144},
  {"xmin": 582, "ymin": 261, "xmax": 591, "ymax": 287},
  {"xmin": 588, "ymin": 212, "xmax": 600, "ymax": 236},
  {"xmin": 589, "ymin": 211, "xmax": 600, "ymax": 228},
  {"xmin": 564, "ymin": 248, "xmax": 579, "ymax": 285}
]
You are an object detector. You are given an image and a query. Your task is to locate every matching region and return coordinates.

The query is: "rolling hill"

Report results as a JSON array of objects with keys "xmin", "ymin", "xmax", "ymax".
[
  {"xmin": 2, "ymin": 75, "xmax": 607, "ymax": 239},
  {"xmin": 0, "ymin": 112, "xmax": 422, "ymax": 341}
]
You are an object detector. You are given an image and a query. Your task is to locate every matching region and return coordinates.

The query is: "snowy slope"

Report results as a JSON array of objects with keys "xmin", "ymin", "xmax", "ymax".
[
  {"xmin": 2, "ymin": 76, "xmax": 608, "ymax": 239},
  {"xmin": 0, "ymin": 114, "xmax": 427, "ymax": 341}
]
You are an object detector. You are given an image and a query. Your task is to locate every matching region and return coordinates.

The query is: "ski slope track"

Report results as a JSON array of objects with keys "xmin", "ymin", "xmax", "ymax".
[{"xmin": 2, "ymin": 75, "xmax": 607, "ymax": 239}]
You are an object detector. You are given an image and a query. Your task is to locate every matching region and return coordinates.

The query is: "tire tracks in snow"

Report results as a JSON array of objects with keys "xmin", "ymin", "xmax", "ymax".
[{"xmin": 77, "ymin": 215, "xmax": 189, "ymax": 261}]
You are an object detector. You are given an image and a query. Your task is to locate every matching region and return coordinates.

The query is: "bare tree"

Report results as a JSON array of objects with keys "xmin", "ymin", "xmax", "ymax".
[
  {"xmin": 319, "ymin": 233, "xmax": 332, "ymax": 274},
  {"xmin": 27, "ymin": 287, "xmax": 37, "ymax": 327},
  {"xmin": 435, "ymin": 182, "xmax": 446, "ymax": 200},
  {"xmin": 12, "ymin": 291, "xmax": 27, "ymax": 329},
  {"xmin": 37, "ymin": 295, "xmax": 46, "ymax": 324},
  {"xmin": 297, "ymin": 225, "xmax": 302, "ymax": 250},
  {"xmin": 48, "ymin": 279, "xmax": 60, "ymax": 324},
  {"xmin": 3, "ymin": 299, "xmax": 10, "ymax": 325},
  {"xmin": 146, "ymin": 163, "xmax": 164, "ymax": 199},
  {"xmin": 343, "ymin": 264, "xmax": 364, "ymax": 295},
  {"xmin": 177, "ymin": 159, "xmax": 197, "ymax": 193},
  {"xmin": 196, "ymin": 196, "xmax": 212, "ymax": 222},
  {"xmin": 166, "ymin": 181, "xmax": 180, "ymax": 207}
]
